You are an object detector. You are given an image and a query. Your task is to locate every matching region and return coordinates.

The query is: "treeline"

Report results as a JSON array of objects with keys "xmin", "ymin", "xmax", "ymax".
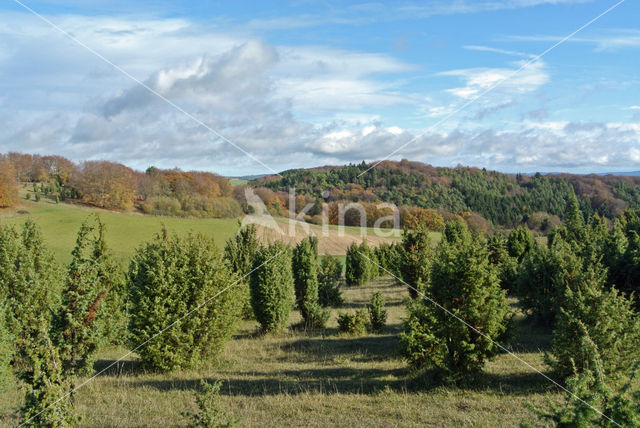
[
  {"xmin": 255, "ymin": 159, "xmax": 640, "ymax": 228},
  {"xmin": 0, "ymin": 153, "xmax": 241, "ymax": 218}
]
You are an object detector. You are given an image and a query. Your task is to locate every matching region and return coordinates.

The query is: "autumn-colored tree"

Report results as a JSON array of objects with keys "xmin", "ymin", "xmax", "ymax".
[
  {"xmin": 72, "ymin": 161, "xmax": 137, "ymax": 210},
  {"xmin": 0, "ymin": 158, "xmax": 18, "ymax": 207}
]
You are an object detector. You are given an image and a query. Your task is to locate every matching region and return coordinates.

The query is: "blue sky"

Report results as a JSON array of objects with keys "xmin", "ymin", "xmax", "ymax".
[{"xmin": 0, "ymin": 0, "xmax": 639, "ymax": 175}]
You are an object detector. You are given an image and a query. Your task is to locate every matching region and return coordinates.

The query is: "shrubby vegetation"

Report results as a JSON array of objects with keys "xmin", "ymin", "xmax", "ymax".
[
  {"xmin": 53, "ymin": 216, "xmax": 117, "ymax": 377},
  {"xmin": 292, "ymin": 237, "xmax": 329, "ymax": 329},
  {"xmin": 401, "ymin": 220, "xmax": 512, "ymax": 381},
  {"xmin": 3, "ymin": 156, "xmax": 640, "ymax": 425},
  {"xmin": 249, "ymin": 242, "xmax": 295, "ymax": 333},
  {"xmin": 18, "ymin": 320, "xmax": 77, "ymax": 427},
  {"xmin": 367, "ymin": 292, "xmax": 387, "ymax": 333},
  {"xmin": 532, "ymin": 329, "xmax": 640, "ymax": 427},
  {"xmin": 317, "ymin": 255, "xmax": 343, "ymax": 307},
  {"xmin": 345, "ymin": 241, "xmax": 378, "ymax": 286},
  {"xmin": 399, "ymin": 222, "xmax": 432, "ymax": 298},
  {"xmin": 183, "ymin": 380, "xmax": 237, "ymax": 428},
  {"xmin": 337, "ymin": 309, "xmax": 369, "ymax": 336},
  {"xmin": 223, "ymin": 225, "xmax": 261, "ymax": 318},
  {"xmin": 548, "ymin": 269, "xmax": 640, "ymax": 381},
  {"xmin": 0, "ymin": 303, "xmax": 12, "ymax": 393},
  {"xmin": 0, "ymin": 221, "xmax": 63, "ymax": 360},
  {"xmin": 128, "ymin": 230, "xmax": 242, "ymax": 371}
]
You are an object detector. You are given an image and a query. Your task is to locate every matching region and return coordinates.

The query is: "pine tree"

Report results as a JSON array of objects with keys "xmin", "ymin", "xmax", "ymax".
[
  {"xmin": 0, "ymin": 221, "xmax": 63, "ymax": 361},
  {"xmin": 533, "ymin": 326, "xmax": 640, "ymax": 428},
  {"xmin": 487, "ymin": 233, "xmax": 519, "ymax": 293},
  {"xmin": 249, "ymin": 242, "xmax": 295, "ymax": 333},
  {"xmin": 317, "ymin": 256, "xmax": 343, "ymax": 307},
  {"xmin": 602, "ymin": 219, "xmax": 628, "ymax": 289},
  {"xmin": 292, "ymin": 237, "xmax": 328, "ymax": 328},
  {"xmin": 128, "ymin": 230, "xmax": 242, "ymax": 371},
  {"xmin": 507, "ymin": 225, "xmax": 535, "ymax": 262},
  {"xmin": 53, "ymin": 215, "xmax": 121, "ymax": 377},
  {"xmin": 0, "ymin": 302, "xmax": 13, "ymax": 393},
  {"xmin": 548, "ymin": 264, "xmax": 640, "ymax": 381},
  {"xmin": 367, "ymin": 292, "xmax": 387, "ymax": 333},
  {"xmin": 400, "ymin": 220, "xmax": 512, "ymax": 380},
  {"xmin": 399, "ymin": 222, "xmax": 432, "ymax": 299},
  {"xmin": 345, "ymin": 242, "xmax": 368, "ymax": 287},
  {"xmin": 516, "ymin": 237, "xmax": 583, "ymax": 327},
  {"xmin": 223, "ymin": 224, "xmax": 261, "ymax": 318},
  {"xmin": 18, "ymin": 319, "xmax": 77, "ymax": 428}
]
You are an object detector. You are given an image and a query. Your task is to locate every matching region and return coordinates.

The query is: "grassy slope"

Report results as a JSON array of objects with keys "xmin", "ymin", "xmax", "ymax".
[
  {"xmin": 0, "ymin": 193, "xmax": 415, "ymax": 264},
  {"xmin": 0, "ymin": 197, "xmax": 240, "ymax": 265},
  {"xmin": 1, "ymin": 280, "xmax": 560, "ymax": 427}
]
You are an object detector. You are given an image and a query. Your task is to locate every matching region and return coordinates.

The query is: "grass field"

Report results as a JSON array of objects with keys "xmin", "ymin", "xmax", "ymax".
[
  {"xmin": 0, "ymin": 196, "xmax": 241, "ymax": 265},
  {"xmin": 229, "ymin": 178, "xmax": 249, "ymax": 187},
  {"xmin": 0, "ymin": 191, "xmax": 413, "ymax": 264},
  {"xmin": 1, "ymin": 279, "xmax": 561, "ymax": 427}
]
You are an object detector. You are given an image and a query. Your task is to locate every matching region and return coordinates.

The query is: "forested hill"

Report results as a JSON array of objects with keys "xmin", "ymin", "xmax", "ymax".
[{"xmin": 254, "ymin": 160, "xmax": 640, "ymax": 227}]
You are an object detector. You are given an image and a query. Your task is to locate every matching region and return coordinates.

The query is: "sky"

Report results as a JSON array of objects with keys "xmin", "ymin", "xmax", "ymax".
[{"xmin": 0, "ymin": 0, "xmax": 639, "ymax": 176}]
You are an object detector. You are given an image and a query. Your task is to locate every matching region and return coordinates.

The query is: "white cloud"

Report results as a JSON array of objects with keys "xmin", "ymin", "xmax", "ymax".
[
  {"xmin": 509, "ymin": 29, "xmax": 640, "ymax": 51},
  {"xmin": 463, "ymin": 45, "xmax": 532, "ymax": 58},
  {"xmin": 440, "ymin": 60, "xmax": 549, "ymax": 100}
]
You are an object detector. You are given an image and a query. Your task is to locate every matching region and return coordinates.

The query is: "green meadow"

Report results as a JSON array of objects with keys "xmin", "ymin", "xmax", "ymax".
[{"xmin": 0, "ymin": 196, "xmax": 240, "ymax": 265}]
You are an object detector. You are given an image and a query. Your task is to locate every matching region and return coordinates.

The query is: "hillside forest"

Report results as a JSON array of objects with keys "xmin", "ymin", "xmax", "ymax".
[{"xmin": 3, "ymin": 153, "xmax": 640, "ymax": 234}]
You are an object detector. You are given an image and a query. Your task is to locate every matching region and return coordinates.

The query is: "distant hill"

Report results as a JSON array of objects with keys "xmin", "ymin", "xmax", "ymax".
[
  {"xmin": 232, "ymin": 174, "xmax": 267, "ymax": 181},
  {"xmin": 600, "ymin": 171, "xmax": 640, "ymax": 176},
  {"xmin": 253, "ymin": 160, "xmax": 640, "ymax": 227}
]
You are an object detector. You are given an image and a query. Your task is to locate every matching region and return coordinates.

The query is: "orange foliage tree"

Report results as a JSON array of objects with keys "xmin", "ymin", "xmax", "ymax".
[
  {"xmin": 0, "ymin": 158, "xmax": 18, "ymax": 207},
  {"xmin": 72, "ymin": 161, "xmax": 137, "ymax": 210}
]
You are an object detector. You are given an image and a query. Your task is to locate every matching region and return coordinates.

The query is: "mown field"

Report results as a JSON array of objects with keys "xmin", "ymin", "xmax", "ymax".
[
  {"xmin": 0, "ymin": 190, "xmax": 410, "ymax": 264},
  {"xmin": 0, "ymin": 278, "xmax": 561, "ymax": 427}
]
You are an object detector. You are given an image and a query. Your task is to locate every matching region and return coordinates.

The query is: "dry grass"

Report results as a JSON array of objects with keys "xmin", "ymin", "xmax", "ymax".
[{"xmin": 0, "ymin": 279, "xmax": 562, "ymax": 427}]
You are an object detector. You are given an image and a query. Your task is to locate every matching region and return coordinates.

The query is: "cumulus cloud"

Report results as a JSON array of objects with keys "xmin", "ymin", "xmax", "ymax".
[{"xmin": 0, "ymin": 8, "xmax": 638, "ymax": 175}]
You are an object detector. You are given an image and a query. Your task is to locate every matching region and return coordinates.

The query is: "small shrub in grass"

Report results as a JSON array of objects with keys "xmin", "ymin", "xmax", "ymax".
[
  {"xmin": 367, "ymin": 292, "xmax": 387, "ymax": 333},
  {"xmin": 318, "ymin": 256, "xmax": 343, "ymax": 307},
  {"xmin": 337, "ymin": 309, "xmax": 368, "ymax": 335},
  {"xmin": 128, "ymin": 230, "xmax": 242, "ymax": 372},
  {"xmin": 34, "ymin": 193, "xmax": 40, "ymax": 202},
  {"xmin": 183, "ymin": 380, "xmax": 237, "ymax": 428},
  {"xmin": 302, "ymin": 302, "xmax": 330, "ymax": 329},
  {"xmin": 250, "ymin": 242, "xmax": 295, "ymax": 333},
  {"xmin": 25, "ymin": 192, "xmax": 31, "ymax": 200}
]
